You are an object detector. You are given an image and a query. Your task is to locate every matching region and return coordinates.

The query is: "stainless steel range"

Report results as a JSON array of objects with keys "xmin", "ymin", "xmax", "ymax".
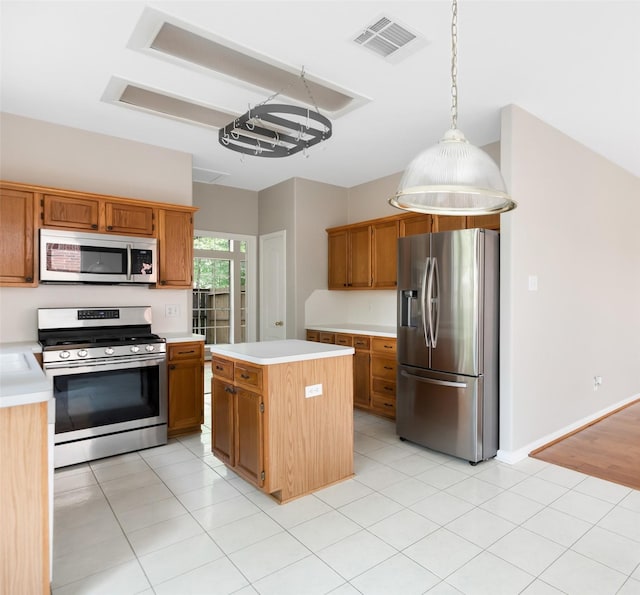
[{"xmin": 38, "ymin": 306, "xmax": 167, "ymax": 468}]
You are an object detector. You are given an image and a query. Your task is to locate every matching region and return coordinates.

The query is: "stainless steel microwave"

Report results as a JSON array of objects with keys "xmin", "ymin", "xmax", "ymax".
[{"xmin": 40, "ymin": 229, "xmax": 158, "ymax": 284}]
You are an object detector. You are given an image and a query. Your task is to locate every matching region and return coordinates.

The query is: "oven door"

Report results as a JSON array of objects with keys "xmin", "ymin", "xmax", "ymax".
[{"xmin": 46, "ymin": 355, "xmax": 167, "ymax": 444}]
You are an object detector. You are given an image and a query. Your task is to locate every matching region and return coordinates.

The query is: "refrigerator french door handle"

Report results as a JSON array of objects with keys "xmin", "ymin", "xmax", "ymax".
[
  {"xmin": 431, "ymin": 258, "xmax": 440, "ymax": 347},
  {"xmin": 426, "ymin": 257, "xmax": 438, "ymax": 348},
  {"xmin": 400, "ymin": 370, "xmax": 467, "ymax": 389},
  {"xmin": 420, "ymin": 257, "xmax": 431, "ymax": 347}
]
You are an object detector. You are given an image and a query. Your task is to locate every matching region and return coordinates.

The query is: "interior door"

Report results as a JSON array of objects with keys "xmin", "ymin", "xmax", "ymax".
[{"xmin": 259, "ymin": 230, "xmax": 286, "ymax": 341}]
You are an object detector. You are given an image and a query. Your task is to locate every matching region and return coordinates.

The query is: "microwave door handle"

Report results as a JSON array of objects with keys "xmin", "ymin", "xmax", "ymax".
[
  {"xmin": 126, "ymin": 245, "xmax": 132, "ymax": 280},
  {"xmin": 420, "ymin": 257, "xmax": 431, "ymax": 348}
]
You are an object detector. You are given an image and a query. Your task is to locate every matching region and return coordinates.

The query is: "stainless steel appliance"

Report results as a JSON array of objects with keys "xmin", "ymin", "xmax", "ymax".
[
  {"xmin": 38, "ymin": 306, "xmax": 167, "ymax": 468},
  {"xmin": 40, "ymin": 229, "xmax": 157, "ymax": 284},
  {"xmin": 396, "ymin": 228, "xmax": 499, "ymax": 463}
]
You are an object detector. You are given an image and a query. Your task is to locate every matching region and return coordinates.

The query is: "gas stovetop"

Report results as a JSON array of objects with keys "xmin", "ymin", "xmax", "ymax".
[{"xmin": 37, "ymin": 306, "xmax": 166, "ymax": 365}]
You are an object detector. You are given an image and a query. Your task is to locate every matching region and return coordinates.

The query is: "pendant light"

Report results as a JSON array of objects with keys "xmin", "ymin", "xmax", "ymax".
[{"xmin": 389, "ymin": 0, "xmax": 516, "ymax": 216}]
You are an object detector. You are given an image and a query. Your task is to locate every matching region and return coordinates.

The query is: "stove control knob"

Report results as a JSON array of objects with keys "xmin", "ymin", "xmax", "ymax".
[
  {"xmin": 145, "ymin": 344, "xmax": 155, "ymax": 352},
  {"xmin": 130, "ymin": 345, "xmax": 140, "ymax": 353},
  {"xmin": 60, "ymin": 350, "xmax": 71, "ymax": 359},
  {"xmin": 78, "ymin": 349, "xmax": 88, "ymax": 358},
  {"xmin": 105, "ymin": 347, "xmax": 115, "ymax": 356}
]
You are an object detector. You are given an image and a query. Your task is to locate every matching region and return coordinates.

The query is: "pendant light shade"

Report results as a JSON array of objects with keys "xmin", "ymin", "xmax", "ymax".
[
  {"xmin": 390, "ymin": 128, "xmax": 516, "ymax": 215},
  {"xmin": 390, "ymin": 0, "xmax": 516, "ymax": 216}
]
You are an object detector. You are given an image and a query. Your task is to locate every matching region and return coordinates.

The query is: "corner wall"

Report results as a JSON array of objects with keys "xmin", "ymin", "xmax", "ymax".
[{"xmin": 499, "ymin": 105, "xmax": 640, "ymax": 460}]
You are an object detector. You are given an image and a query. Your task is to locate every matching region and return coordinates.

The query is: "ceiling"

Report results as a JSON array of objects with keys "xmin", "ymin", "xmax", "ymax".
[{"xmin": 2, "ymin": 1, "xmax": 638, "ymax": 193}]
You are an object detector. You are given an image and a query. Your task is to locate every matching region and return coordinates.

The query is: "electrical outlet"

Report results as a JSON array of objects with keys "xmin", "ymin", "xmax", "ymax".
[
  {"xmin": 305, "ymin": 384, "xmax": 322, "ymax": 398},
  {"xmin": 165, "ymin": 304, "xmax": 179, "ymax": 318}
]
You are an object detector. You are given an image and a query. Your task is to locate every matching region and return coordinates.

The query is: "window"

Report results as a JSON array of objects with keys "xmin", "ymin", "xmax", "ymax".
[{"xmin": 192, "ymin": 232, "xmax": 255, "ymax": 345}]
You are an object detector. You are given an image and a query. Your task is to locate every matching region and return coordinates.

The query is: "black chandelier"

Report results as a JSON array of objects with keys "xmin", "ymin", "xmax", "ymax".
[{"xmin": 218, "ymin": 68, "xmax": 332, "ymax": 158}]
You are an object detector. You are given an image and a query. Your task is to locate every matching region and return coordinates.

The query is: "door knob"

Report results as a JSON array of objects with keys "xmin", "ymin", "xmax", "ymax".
[{"xmin": 274, "ymin": 321, "xmax": 284, "ymax": 326}]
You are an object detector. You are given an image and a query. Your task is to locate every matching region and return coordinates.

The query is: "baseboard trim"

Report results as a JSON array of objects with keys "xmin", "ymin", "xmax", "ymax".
[{"xmin": 496, "ymin": 393, "xmax": 640, "ymax": 465}]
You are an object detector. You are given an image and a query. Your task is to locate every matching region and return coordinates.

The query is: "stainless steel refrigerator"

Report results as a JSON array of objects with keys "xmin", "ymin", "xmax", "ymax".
[{"xmin": 396, "ymin": 228, "xmax": 499, "ymax": 463}]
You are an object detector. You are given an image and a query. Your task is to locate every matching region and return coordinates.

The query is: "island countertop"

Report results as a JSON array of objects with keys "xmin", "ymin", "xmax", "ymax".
[{"xmin": 209, "ymin": 339, "xmax": 354, "ymax": 365}]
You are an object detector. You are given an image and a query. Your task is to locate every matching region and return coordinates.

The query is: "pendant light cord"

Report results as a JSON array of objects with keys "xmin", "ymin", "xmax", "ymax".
[{"xmin": 450, "ymin": 0, "xmax": 458, "ymax": 130}]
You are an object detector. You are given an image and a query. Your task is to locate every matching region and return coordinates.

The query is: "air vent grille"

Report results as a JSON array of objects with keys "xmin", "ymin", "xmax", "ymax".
[{"xmin": 354, "ymin": 16, "xmax": 418, "ymax": 59}]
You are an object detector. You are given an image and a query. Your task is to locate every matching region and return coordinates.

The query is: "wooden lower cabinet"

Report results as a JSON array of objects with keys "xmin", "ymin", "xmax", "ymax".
[
  {"xmin": 211, "ymin": 352, "xmax": 353, "ymax": 503},
  {"xmin": 167, "ymin": 341, "xmax": 204, "ymax": 437},
  {"xmin": 306, "ymin": 329, "xmax": 396, "ymax": 419}
]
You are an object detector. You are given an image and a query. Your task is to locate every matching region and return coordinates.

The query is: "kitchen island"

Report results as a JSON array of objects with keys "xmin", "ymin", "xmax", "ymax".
[{"xmin": 209, "ymin": 340, "xmax": 354, "ymax": 503}]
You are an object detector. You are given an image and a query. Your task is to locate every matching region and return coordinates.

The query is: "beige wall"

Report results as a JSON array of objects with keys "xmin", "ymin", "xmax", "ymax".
[
  {"xmin": 499, "ymin": 105, "xmax": 640, "ymax": 459},
  {"xmin": 0, "ymin": 113, "xmax": 194, "ymax": 341},
  {"xmin": 193, "ymin": 183, "xmax": 259, "ymax": 235},
  {"xmin": 347, "ymin": 171, "xmax": 402, "ymax": 223}
]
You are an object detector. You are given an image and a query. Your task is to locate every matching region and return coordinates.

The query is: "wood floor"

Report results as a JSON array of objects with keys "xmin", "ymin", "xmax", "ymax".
[{"xmin": 531, "ymin": 399, "xmax": 640, "ymax": 491}]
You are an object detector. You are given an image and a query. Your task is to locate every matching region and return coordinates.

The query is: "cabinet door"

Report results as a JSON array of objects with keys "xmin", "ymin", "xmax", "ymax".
[
  {"xmin": 372, "ymin": 220, "xmax": 398, "ymax": 288},
  {"xmin": 168, "ymin": 359, "xmax": 204, "ymax": 434},
  {"xmin": 235, "ymin": 387, "xmax": 264, "ymax": 487},
  {"xmin": 42, "ymin": 193, "xmax": 100, "ymax": 230},
  {"xmin": 354, "ymin": 351, "xmax": 371, "ymax": 408},
  {"xmin": 104, "ymin": 201, "xmax": 155, "ymax": 236},
  {"xmin": 467, "ymin": 214, "xmax": 500, "ymax": 231},
  {"xmin": 0, "ymin": 187, "xmax": 37, "ymax": 286},
  {"xmin": 212, "ymin": 378, "xmax": 235, "ymax": 466},
  {"xmin": 349, "ymin": 225, "xmax": 372, "ymax": 288},
  {"xmin": 433, "ymin": 215, "xmax": 467, "ymax": 232},
  {"xmin": 157, "ymin": 209, "xmax": 193, "ymax": 288},
  {"xmin": 399, "ymin": 214, "xmax": 432, "ymax": 237},
  {"xmin": 328, "ymin": 230, "xmax": 348, "ymax": 289}
]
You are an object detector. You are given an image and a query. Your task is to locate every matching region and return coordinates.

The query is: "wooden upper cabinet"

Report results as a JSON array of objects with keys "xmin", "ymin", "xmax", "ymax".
[
  {"xmin": 42, "ymin": 192, "xmax": 155, "ymax": 236},
  {"xmin": 157, "ymin": 208, "xmax": 194, "ymax": 289},
  {"xmin": 433, "ymin": 215, "xmax": 467, "ymax": 232},
  {"xmin": 467, "ymin": 214, "xmax": 501, "ymax": 231},
  {"xmin": 349, "ymin": 225, "xmax": 372, "ymax": 288},
  {"xmin": 327, "ymin": 225, "xmax": 372, "ymax": 289},
  {"xmin": 104, "ymin": 201, "xmax": 154, "ymax": 236},
  {"xmin": 372, "ymin": 219, "xmax": 398, "ymax": 288},
  {"xmin": 42, "ymin": 193, "xmax": 100, "ymax": 230},
  {"xmin": 399, "ymin": 214, "xmax": 432, "ymax": 237},
  {"xmin": 0, "ymin": 186, "xmax": 37, "ymax": 286}
]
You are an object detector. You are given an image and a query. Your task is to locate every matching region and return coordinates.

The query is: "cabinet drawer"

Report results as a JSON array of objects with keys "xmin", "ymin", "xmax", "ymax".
[
  {"xmin": 335, "ymin": 334, "xmax": 353, "ymax": 347},
  {"xmin": 371, "ymin": 337, "xmax": 397, "ymax": 355},
  {"xmin": 371, "ymin": 393, "xmax": 396, "ymax": 417},
  {"xmin": 212, "ymin": 357, "xmax": 234, "ymax": 381},
  {"xmin": 306, "ymin": 330, "xmax": 320, "ymax": 342},
  {"xmin": 168, "ymin": 342, "xmax": 204, "ymax": 361},
  {"xmin": 235, "ymin": 363, "xmax": 263, "ymax": 391},
  {"xmin": 319, "ymin": 332, "xmax": 335, "ymax": 344},
  {"xmin": 372, "ymin": 378, "xmax": 396, "ymax": 397},
  {"xmin": 371, "ymin": 356, "xmax": 396, "ymax": 380},
  {"xmin": 352, "ymin": 336, "xmax": 371, "ymax": 351}
]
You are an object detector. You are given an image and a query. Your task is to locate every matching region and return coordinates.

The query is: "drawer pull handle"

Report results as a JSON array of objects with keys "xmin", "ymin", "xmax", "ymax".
[
  {"xmin": 180, "ymin": 350, "xmax": 196, "ymax": 355},
  {"xmin": 383, "ymin": 345, "xmax": 393, "ymax": 349},
  {"xmin": 224, "ymin": 386, "xmax": 236, "ymax": 394},
  {"xmin": 384, "ymin": 402, "xmax": 393, "ymax": 407},
  {"xmin": 384, "ymin": 386, "xmax": 393, "ymax": 391},
  {"xmin": 240, "ymin": 373, "xmax": 250, "ymax": 379},
  {"xmin": 384, "ymin": 366, "xmax": 393, "ymax": 370},
  {"xmin": 215, "ymin": 365, "xmax": 223, "ymax": 371}
]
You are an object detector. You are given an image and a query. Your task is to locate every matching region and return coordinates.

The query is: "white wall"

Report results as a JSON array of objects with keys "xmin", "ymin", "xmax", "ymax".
[
  {"xmin": 193, "ymin": 183, "xmax": 259, "ymax": 236},
  {"xmin": 499, "ymin": 105, "xmax": 640, "ymax": 460},
  {"xmin": 0, "ymin": 113, "xmax": 194, "ymax": 341}
]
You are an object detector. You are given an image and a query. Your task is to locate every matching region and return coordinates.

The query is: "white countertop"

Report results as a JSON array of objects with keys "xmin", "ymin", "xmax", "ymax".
[
  {"xmin": 162, "ymin": 333, "xmax": 205, "ymax": 343},
  {"xmin": 306, "ymin": 323, "xmax": 397, "ymax": 338},
  {"xmin": 0, "ymin": 347, "xmax": 52, "ymax": 408},
  {"xmin": 209, "ymin": 339, "xmax": 354, "ymax": 365}
]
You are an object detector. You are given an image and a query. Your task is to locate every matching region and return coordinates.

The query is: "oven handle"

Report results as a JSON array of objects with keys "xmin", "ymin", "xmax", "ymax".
[{"xmin": 44, "ymin": 354, "xmax": 166, "ymax": 373}]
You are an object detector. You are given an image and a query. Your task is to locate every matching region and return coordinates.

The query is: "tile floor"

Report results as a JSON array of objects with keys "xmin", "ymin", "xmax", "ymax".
[{"xmin": 53, "ymin": 395, "xmax": 640, "ymax": 595}]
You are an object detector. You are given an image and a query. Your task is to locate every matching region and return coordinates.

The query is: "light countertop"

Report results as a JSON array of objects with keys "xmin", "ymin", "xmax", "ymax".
[
  {"xmin": 306, "ymin": 323, "xmax": 396, "ymax": 338},
  {"xmin": 162, "ymin": 333, "xmax": 205, "ymax": 343},
  {"xmin": 0, "ymin": 347, "xmax": 52, "ymax": 408},
  {"xmin": 209, "ymin": 339, "xmax": 354, "ymax": 365}
]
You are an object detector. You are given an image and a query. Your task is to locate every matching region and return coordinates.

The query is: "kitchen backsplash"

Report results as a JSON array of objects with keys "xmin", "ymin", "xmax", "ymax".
[
  {"xmin": 0, "ymin": 286, "xmax": 191, "ymax": 343},
  {"xmin": 305, "ymin": 289, "xmax": 396, "ymax": 328}
]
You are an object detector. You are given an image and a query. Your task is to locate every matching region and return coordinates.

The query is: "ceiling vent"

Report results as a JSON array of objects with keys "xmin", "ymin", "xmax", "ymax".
[
  {"xmin": 192, "ymin": 167, "xmax": 228, "ymax": 184},
  {"xmin": 354, "ymin": 16, "xmax": 422, "ymax": 61}
]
